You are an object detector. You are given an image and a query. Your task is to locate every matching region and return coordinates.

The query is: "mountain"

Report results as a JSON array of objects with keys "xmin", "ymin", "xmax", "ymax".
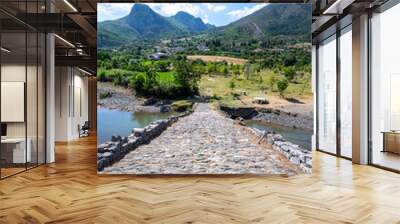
[
  {"xmin": 217, "ymin": 4, "xmax": 311, "ymax": 40},
  {"xmin": 98, "ymin": 3, "xmax": 311, "ymax": 48},
  {"xmin": 168, "ymin": 11, "xmax": 210, "ymax": 33},
  {"xmin": 98, "ymin": 4, "xmax": 210, "ymax": 47}
]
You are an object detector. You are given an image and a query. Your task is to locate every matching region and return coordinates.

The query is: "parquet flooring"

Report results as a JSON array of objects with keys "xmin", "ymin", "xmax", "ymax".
[{"xmin": 1, "ymin": 135, "xmax": 400, "ymax": 223}]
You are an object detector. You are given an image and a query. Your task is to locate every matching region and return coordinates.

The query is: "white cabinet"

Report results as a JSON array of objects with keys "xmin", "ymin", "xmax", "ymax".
[{"xmin": 1, "ymin": 138, "xmax": 31, "ymax": 163}]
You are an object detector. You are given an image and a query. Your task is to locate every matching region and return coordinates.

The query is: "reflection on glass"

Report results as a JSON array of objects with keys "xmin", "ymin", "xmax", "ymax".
[
  {"xmin": 371, "ymin": 3, "xmax": 400, "ymax": 171},
  {"xmin": 27, "ymin": 32, "xmax": 38, "ymax": 169},
  {"xmin": 1, "ymin": 32, "xmax": 27, "ymax": 177},
  {"xmin": 340, "ymin": 26, "xmax": 352, "ymax": 158},
  {"xmin": 318, "ymin": 35, "xmax": 337, "ymax": 154}
]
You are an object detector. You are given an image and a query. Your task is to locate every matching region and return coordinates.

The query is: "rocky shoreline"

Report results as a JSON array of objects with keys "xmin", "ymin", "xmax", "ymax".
[
  {"xmin": 97, "ymin": 82, "xmax": 166, "ymax": 113},
  {"xmin": 249, "ymin": 128, "xmax": 312, "ymax": 173},
  {"xmin": 253, "ymin": 107, "xmax": 313, "ymax": 131},
  {"xmin": 220, "ymin": 105, "xmax": 313, "ymax": 131}
]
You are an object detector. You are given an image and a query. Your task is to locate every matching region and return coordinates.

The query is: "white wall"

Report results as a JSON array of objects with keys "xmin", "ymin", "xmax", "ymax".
[{"xmin": 54, "ymin": 66, "xmax": 89, "ymax": 141}]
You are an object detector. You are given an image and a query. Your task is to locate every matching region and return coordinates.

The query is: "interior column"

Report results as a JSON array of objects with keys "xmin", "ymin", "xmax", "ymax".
[{"xmin": 352, "ymin": 14, "xmax": 369, "ymax": 164}]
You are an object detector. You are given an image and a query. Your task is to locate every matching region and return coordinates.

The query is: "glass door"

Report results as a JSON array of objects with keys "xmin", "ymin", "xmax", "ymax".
[
  {"xmin": 317, "ymin": 35, "xmax": 337, "ymax": 154},
  {"xmin": 339, "ymin": 25, "xmax": 352, "ymax": 158},
  {"xmin": 370, "ymin": 3, "xmax": 400, "ymax": 171}
]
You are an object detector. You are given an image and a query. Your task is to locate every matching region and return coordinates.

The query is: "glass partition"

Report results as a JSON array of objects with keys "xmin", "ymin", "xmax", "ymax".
[
  {"xmin": 0, "ymin": 1, "xmax": 46, "ymax": 179},
  {"xmin": 27, "ymin": 31, "xmax": 38, "ymax": 169},
  {"xmin": 339, "ymin": 26, "xmax": 352, "ymax": 158},
  {"xmin": 1, "ymin": 31, "xmax": 28, "ymax": 177},
  {"xmin": 370, "ymin": 3, "xmax": 400, "ymax": 171},
  {"xmin": 317, "ymin": 35, "xmax": 337, "ymax": 154}
]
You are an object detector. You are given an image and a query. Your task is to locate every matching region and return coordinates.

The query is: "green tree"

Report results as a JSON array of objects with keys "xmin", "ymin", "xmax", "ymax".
[
  {"xmin": 233, "ymin": 65, "xmax": 241, "ymax": 78},
  {"xmin": 283, "ymin": 67, "xmax": 296, "ymax": 80},
  {"xmin": 244, "ymin": 63, "xmax": 252, "ymax": 80},
  {"xmin": 266, "ymin": 73, "xmax": 279, "ymax": 91},
  {"xmin": 130, "ymin": 73, "xmax": 147, "ymax": 95},
  {"xmin": 175, "ymin": 60, "xmax": 201, "ymax": 95},
  {"xmin": 222, "ymin": 66, "xmax": 229, "ymax": 76},
  {"xmin": 98, "ymin": 70, "xmax": 106, "ymax": 82},
  {"xmin": 229, "ymin": 79, "xmax": 236, "ymax": 90},
  {"xmin": 283, "ymin": 53, "xmax": 297, "ymax": 67},
  {"xmin": 277, "ymin": 78, "xmax": 289, "ymax": 97}
]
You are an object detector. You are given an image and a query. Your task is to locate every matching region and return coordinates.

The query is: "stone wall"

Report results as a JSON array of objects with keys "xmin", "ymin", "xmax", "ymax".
[
  {"xmin": 97, "ymin": 110, "xmax": 192, "ymax": 171},
  {"xmin": 254, "ymin": 108, "xmax": 313, "ymax": 131},
  {"xmin": 219, "ymin": 105, "xmax": 258, "ymax": 119},
  {"xmin": 250, "ymin": 128, "xmax": 312, "ymax": 173}
]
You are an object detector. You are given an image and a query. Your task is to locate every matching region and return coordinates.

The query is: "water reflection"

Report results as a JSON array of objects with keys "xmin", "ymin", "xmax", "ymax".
[
  {"xmin": 97, "ymin": 107, "xmax": 176, "ymax": 144},
  {"xmin": 244, "ymin": 120, "xmax": 312, "ymax": 150}
]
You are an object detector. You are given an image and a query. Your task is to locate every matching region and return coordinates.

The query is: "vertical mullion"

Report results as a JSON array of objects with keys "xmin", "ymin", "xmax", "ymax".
[
  {"xmin": 25, "ymin": 0, "xmax": 28, "ymax": 171},
  {"xmin": 44, "ymin": 0, "xmax": 47, "ymax": 164},
  {"xmin": 336, "ymin": 28, "xmax": 341, "ymax": 157},
  {"xmin": 36, "ymin": 0, "xmax": 39, "ymax": 167},
  {"xmin": 0, "ymin": 19, "xmax": 2, "ymax": 179},
  {"xmin": 367, "ymin": 11, "xmax": 373, "ymax": 165},
  {"xmin": 316, "ymin": 45, "xmax": 320, "ymax": 151}
]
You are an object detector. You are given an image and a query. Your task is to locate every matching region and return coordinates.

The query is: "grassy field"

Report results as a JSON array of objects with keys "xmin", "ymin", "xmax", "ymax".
[
  {"xmin": 199, "ymin": 70, "xmax": 312, "ymax": 107},
  {"xmin": 187, "ymin": 55, "xmax": 248, "ymax": 65}
]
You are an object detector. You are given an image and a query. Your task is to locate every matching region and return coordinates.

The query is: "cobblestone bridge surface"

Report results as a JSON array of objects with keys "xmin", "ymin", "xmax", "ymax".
[{"xmin": 104, "ymin": 103, "xmax": 301, "ymax": 175}]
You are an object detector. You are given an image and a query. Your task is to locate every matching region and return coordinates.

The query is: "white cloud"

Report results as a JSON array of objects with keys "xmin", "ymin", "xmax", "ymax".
[
  {"xmin": 202, "ymin": 14, "xmax": 209, "ymax": 24},
  {"xmin": 204, "ymin": 3, "xmax": 226, "ymax": 12},
  {"xmin": 227, "ymin": 3, "xmax": 267, "ymax": 19},
  {"xmin": 98, "ymin": 3, "xmax": 134, "ymax": 22},
  {"xmin": 147, "ymin": 3, "xmax": 201, "ymax": 17}
]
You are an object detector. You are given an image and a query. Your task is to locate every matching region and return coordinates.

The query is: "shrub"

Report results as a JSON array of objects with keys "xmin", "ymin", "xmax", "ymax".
[
  {"xmin": 98, "ymin": 70, "xmax": 106, "ymax": 82},
  {"xmin": 99, "ymin": 92, "xmax": 112, "ymax": 99},
  {"xmin": 266, "ymin": 73, "xmax": 279, "ymax": 91},
  {"xmin": 282, "ymin": 67, "xmax": 296, "ymax": 80},
  {"xmin": 130, "ymin": 73, "xmax": 147, "ymax": 95},
  {"xmin": 277, "ymin": 78, "xmax": 289, "ymax": 97},
  {"xmin": 229, "ymin": 79, "xmax": 236, "ymax": 90}
]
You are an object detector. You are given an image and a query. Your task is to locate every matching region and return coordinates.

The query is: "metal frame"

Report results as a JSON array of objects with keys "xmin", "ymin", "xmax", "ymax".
[
  {"xmin": 315, "ymin": 21, "xmax": 353, "ymax": 162},
  {"xmin": 0, "ymin": 0, "xmax": 47, "ymax": 180},
  {"xmin": 315, "ymin": 0, "xmax": 400, "ymax": 171},
  {"xmin": 367, "ymin": 0, "xmax": 400, "ymax": 172}
]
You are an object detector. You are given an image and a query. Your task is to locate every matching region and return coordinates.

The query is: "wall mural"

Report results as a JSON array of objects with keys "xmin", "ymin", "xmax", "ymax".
[{"xmin": 96, "ymin": 3, "xmax": 313, "ymax": 175}]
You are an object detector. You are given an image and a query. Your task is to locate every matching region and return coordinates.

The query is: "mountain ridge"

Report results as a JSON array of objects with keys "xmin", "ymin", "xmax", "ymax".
[
  {"xmin": 98, "ymin": 3, "xmax": 311, "ymax": 48},
  {"xmin": 98, "ymin": 4, "xmax": 210, "ymax": 47}
]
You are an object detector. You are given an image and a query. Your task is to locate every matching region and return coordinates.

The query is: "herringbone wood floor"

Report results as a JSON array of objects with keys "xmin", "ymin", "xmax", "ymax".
[{"xmin": 1, "ymin": 135, "xmax": 400, "ymax": 224}]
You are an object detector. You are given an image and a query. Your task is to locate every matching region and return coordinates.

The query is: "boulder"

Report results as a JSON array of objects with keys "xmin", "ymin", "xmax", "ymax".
[
  {"xmin": 143, "ymin": 98, "xmax": 158, "ymax": 106},
  {"xmin": 160, "ymin": 105, "xmax": 171, "ymax": 113},
  {"xmin": 219, "ymin": 105, "xmax": 258, "ymax": 119},
  {"xmin": 111, "ymin": 135, "xmax": 122, "ymax": 142},
  {"xmin": 252, "ymin": 97, "xmax": 269, "ymax": 105},
  {"xmin": 133, "ymin": 128, "xmax": 145, "ymax": 137}
]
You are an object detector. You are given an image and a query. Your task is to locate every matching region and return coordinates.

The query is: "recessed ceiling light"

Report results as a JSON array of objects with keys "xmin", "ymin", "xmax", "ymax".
[
  {"xmin": 54, "ymin": 34, "xmax": 75, "ymax": 48},
  {"xmin": 1, "ymin": 47, "xmax": 11, "ymax": 53},
  {"xmin": 78, "ymin": 67, "xmax": 92, "ymax": 76},
  {"xmin": 63, "ymin": 0, "xmax": 78, "ymax": 12}
]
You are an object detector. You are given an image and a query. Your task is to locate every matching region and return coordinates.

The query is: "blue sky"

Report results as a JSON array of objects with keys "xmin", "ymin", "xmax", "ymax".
[{"xmin": 98, "ymin": 3, "xmax": 268, "ymax": 27}]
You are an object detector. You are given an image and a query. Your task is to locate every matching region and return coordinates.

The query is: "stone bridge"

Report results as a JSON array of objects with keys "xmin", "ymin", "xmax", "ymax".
[{"xmin": 103, "ymin": 103, "xmax": 302, "ymax": 175}]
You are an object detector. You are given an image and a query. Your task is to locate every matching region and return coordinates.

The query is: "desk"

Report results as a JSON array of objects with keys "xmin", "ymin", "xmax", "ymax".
[
  {"xmin": 1, "ymin": 138, "xmax": 31, "ymax": 163},
  {"xmin": 382, "ymin": 131, "xmax": 400, "ymax": 155}
]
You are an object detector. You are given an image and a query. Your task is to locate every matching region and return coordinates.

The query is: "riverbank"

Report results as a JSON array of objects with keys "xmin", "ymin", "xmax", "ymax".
[
  {"xmin": 98, "ymin": 81, "xmax": 313, "ymax": 131},
  {"xmin": 97, "ymin": 82, "xmax": 161, "ymax": 113}
]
